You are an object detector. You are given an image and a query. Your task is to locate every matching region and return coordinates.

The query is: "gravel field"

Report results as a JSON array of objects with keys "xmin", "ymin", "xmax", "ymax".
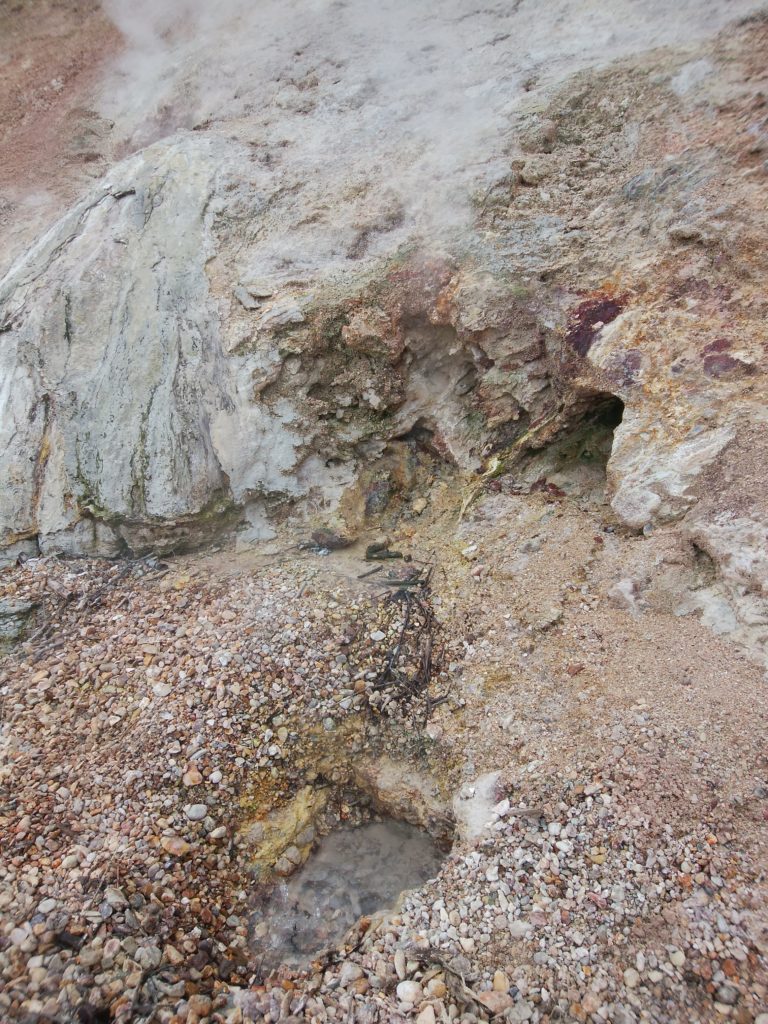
[{"xmin": 1, "ymin": 493, "xmax": 767, "ymax": 1023}]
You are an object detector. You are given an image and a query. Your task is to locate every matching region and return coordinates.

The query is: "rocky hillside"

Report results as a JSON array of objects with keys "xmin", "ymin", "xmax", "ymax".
[
  {"xmin": 0, "ymin": 3, "xmax": 767, "ymax": 1024},
  {"xmin": 0, "ymin": 0, "xmax": 765, "ymax": 666}
]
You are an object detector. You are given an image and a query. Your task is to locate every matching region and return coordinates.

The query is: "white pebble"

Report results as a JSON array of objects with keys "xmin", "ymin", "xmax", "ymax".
[
  {"xmin": 623, "ymin": 968, "xmax": 640, "ymax": 989},
  {"xmin": 396, "ymin": 980, "xmax": 423, "ymax": 1004}
]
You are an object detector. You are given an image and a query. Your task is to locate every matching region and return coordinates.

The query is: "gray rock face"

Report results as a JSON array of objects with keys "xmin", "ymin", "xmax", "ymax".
[
  {"xmin": 0, "ymin": 126, "xmax": 560, "ymax": 558},
  {"xmin": 0, "ymin": 599, "xmax": 35, "ymax": 641}
]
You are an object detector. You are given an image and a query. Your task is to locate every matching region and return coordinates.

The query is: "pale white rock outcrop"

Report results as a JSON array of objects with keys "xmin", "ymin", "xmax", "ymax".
[
  {"xmin": 0, "ymin": 135, "xmax": 311, "ymax": 556},
  {"xmin": 608, "ymin": 419, "xmax": 736, "ymax": 530}
]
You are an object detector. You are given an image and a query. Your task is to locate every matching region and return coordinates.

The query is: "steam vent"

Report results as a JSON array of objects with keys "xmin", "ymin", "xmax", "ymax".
[{"xmin": 1, "ymin": 1, "xmax": 767, "ymax": 1022}]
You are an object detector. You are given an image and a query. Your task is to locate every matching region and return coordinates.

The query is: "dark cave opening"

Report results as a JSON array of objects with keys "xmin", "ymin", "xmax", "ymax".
[
  {"xmin": 516, "ymin": 392, "xmax": 625, "ymax": 503},
  {"xmin": 587, "ymin": 393, "xmax": 625, "ymax": 431}
]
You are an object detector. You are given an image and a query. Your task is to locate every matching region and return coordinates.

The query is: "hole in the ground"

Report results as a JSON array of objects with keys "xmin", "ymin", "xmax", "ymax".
[
  {"xmin": 392, "ymin": 416, "xmax": 442, "ymax": 457},
  {"xmin": 690, "ymin": 540, "xmax": 718, "ymax": 585},
  {"xmin": 589, "ymin": 393, "xmax": 625, "ymax": 430},
  {"xmin": 245, "ymin": 756, "xmax": 454, "ymax": 974},
  {"xmin": 251, "ymin": 818, "xmax": 446, "ymax": 970}
]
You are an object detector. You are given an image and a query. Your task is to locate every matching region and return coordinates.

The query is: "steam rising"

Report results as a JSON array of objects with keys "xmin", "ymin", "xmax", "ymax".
[
  {"xmin": 99, "ymin": 0, "xmax": 761, "ymax": 260},
  {"xmin": 100, "ymin": 0, "xmax": 518, "ymax": 240}
]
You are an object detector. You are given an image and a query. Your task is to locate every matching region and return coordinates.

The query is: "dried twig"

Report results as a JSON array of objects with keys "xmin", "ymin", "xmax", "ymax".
[
  {"xmin": 367, "ymin": 565, "xmax": 446, "ymax": 721},
  {"xmin": 406, "ymin": 947, "xmax": 490, "ymax": 1018},
  {"xmin": 357, "ymin": 564, "xmax": 383, "ymax": 580}
]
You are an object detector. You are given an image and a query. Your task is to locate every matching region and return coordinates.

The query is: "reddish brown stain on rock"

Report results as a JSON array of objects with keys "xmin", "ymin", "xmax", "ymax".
[
  {"xmin": 702, "ymin": 353, "xmax": 756, "ymax": 378},
  {"xmin": 702, "ymin": 337, "xmax": 733, "ymax": 354},
  {"xmin": 385, "ymin": 259, "xmax": 456, "ymax": 321},
  {"xmin": 565, "ymin": 293, "xmax": 626, "ymax": 357}
]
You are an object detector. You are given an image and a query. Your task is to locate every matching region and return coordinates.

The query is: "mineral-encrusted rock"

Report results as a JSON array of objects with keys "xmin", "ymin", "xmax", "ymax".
[{"xmin": 0, "ymin": 136, "xmax": 295, "ymax": 557}]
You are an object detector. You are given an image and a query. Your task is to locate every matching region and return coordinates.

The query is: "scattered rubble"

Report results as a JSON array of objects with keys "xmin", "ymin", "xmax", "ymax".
[{"xmin": 1, "ymin": 496, "xmax": 766, "ymax": 1021}]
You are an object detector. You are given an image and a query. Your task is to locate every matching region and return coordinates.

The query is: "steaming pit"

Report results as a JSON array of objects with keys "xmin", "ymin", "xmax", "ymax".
[{"xmin": 251, "ymin": 819, "xmax": 447, "ymax": 970}]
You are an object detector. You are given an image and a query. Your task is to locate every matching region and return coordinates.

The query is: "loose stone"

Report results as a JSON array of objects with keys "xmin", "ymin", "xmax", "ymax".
[{"xmin": 396, "ymin": 980, "xmax": 423, "ymax": 1005}]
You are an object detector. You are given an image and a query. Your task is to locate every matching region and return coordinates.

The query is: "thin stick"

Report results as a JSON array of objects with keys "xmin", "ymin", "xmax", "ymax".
[{"xmin": 357, "ymin": 565, "xmax": 383, "ymax": 580}]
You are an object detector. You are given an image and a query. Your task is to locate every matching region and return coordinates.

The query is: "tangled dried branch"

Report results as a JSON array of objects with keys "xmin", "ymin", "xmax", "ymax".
[{"xmin": 368, "ymin": 566, "xmax": 449, "ymax": 722}]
